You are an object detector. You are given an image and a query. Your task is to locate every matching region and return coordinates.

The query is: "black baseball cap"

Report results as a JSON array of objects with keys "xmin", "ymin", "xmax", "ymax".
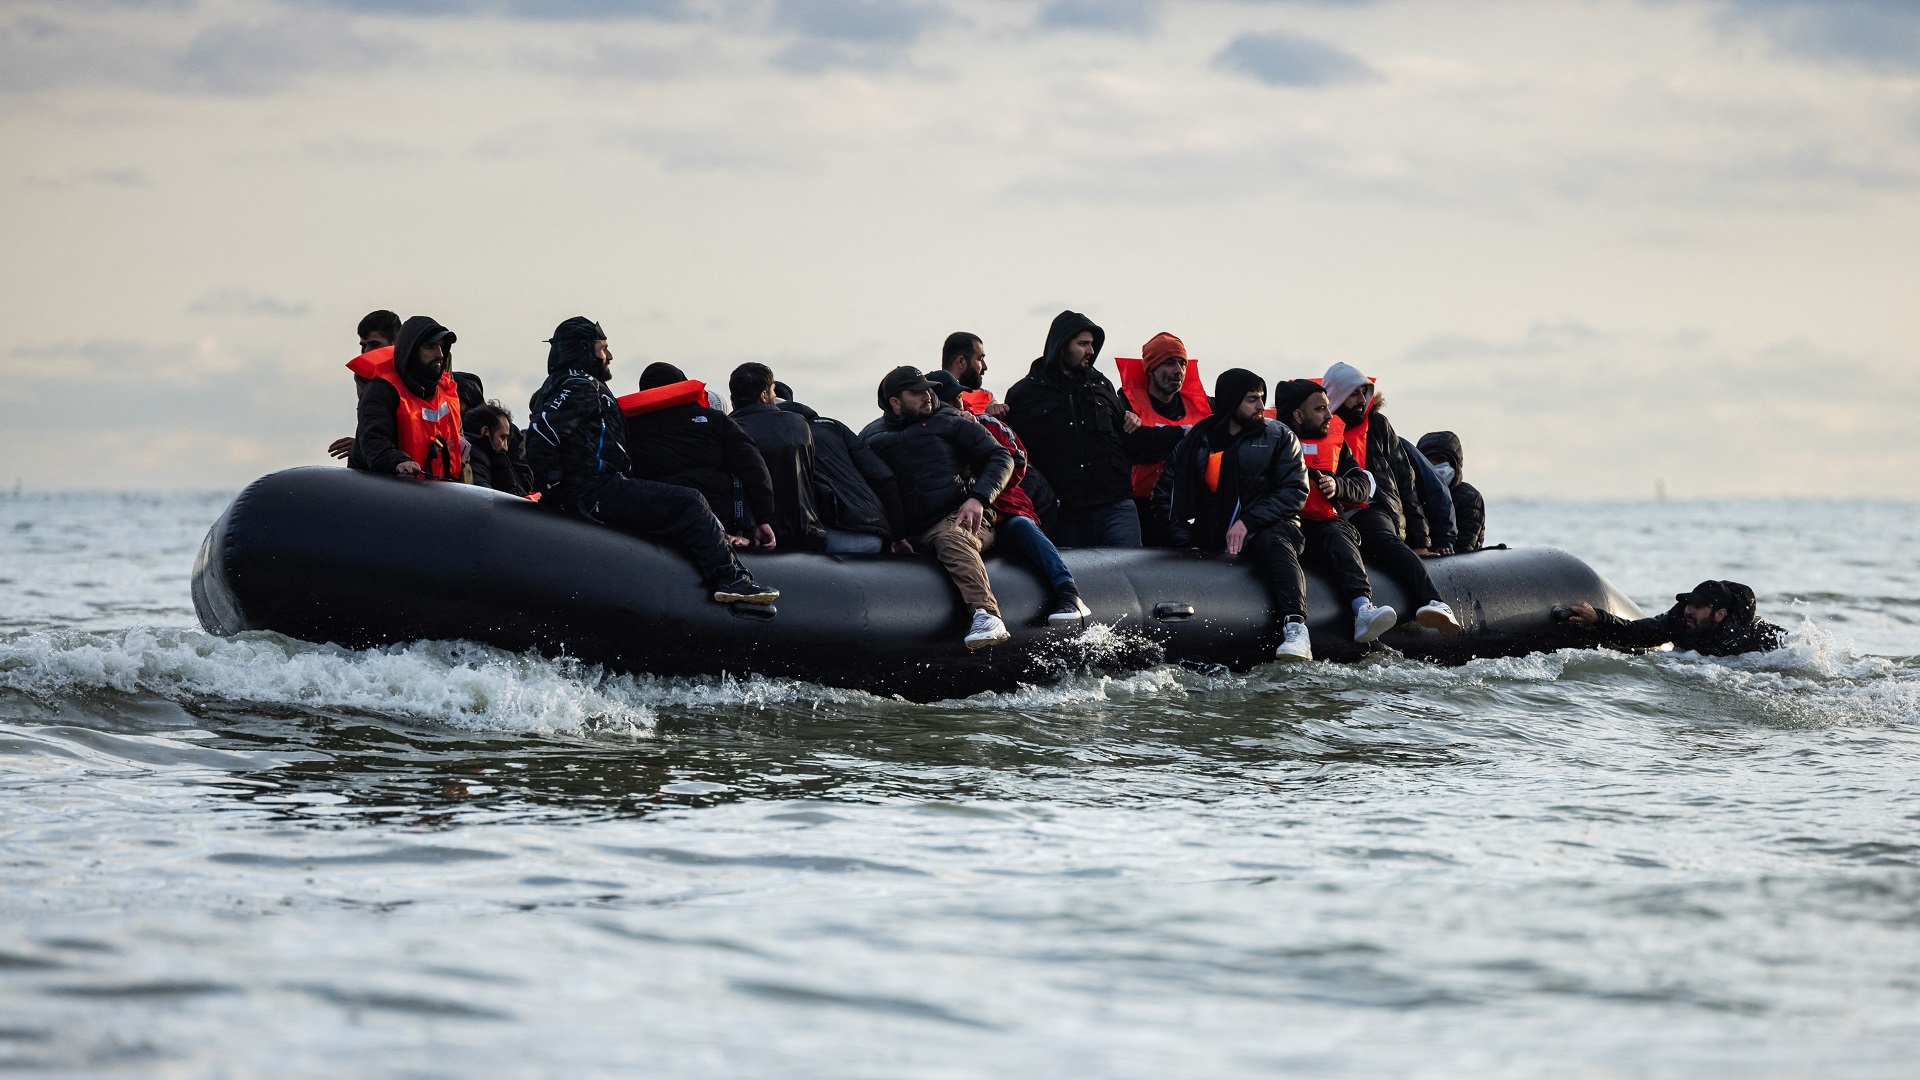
[
  {"xmin": 877, "ymin": 365, "xmax": 938, "ymax": 410},
  {"xmin": 1676, "ymin": 580, "xmax": 1750, "ymax": 611}
]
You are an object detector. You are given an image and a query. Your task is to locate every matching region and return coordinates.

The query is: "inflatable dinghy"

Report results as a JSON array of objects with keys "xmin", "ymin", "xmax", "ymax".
[{"xmin": 193, "ymin": 468, "xmax": 1642, "ymax": 701}]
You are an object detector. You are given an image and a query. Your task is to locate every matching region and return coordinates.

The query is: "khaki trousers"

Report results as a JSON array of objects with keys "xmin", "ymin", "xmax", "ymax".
[{"xmin": 915, "ymin": 514, "xmax": 999, "ymax": 616}]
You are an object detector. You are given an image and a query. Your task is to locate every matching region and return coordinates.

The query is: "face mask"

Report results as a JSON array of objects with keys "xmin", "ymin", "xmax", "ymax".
[{"xmin": 1432, "ymin": 462, "xmax": 1456, "ymax": 486}]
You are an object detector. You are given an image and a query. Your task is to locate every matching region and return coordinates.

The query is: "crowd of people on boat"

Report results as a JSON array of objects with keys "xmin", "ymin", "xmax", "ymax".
[{"xmin": 330, "ymin": 307, "xmax": 1779, "ymax": 659}]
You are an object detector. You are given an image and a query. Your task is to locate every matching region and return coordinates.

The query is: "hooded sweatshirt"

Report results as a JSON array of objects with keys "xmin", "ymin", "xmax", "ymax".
[
  {"xmin": 1150, "ymin": 368, "xmax": 1308, "ymax": 549},
  {"xmin": 1004, "ymin": 310, "xmax": 1140, "ymax": 511},
  {"xmin": 352, "ymin": 315, "xmax": 461, "ymax": 476},
  {"xmin": 1417, "ymin": 430, "xmax": 1484, "ymax": 552},
  {"xmin": 1321, "ymin": 363, "xmax": 1430, "ymax": 547}
]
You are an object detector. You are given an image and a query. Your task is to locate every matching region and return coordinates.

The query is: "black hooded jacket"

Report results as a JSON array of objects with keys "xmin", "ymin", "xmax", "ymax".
[
  {"xmin": 1347, "ymin": 400, "xmax": 1430, "ymax": 547},
  {"xmin": 860, "ymin": 403, "xmax": 1014, "ymax": 536},
  {"xmin": 730, "ymin": 401, "xmax": 827, "ymax": 550},
  {"xmin": 1151, "ymin": 376, "xmax": 1309, "ymax": 549},
  {"xmin": 780, "ymin": 399, "xmax": 904, "ymax": 540},
  {"xmin": 1004, "ymin": 311, "xmax": 1148, "ymax": 511},
  {"xmin": 1417, "ymin": 431, "xmax": 1484, "ymax": 553},
  {"xmin": 1587, "ymin": 590, "xmax": 1786, "ymax": 657},
  {"xmin": 624, "ymin": 401, "xmax": 775, "ymax": 535},
  {"xmin": 526, "ymin": 317, "xmax": 633, "ymax": 506},
  {"xmin": 353, "ymin": 315, "xmax": 457, "ymax": 476}
]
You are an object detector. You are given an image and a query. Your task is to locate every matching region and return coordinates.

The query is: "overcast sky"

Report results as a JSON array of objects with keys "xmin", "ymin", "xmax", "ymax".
[{"xmin": 3, "ymin": 0, "xmax": 1916, "ymax": 497}]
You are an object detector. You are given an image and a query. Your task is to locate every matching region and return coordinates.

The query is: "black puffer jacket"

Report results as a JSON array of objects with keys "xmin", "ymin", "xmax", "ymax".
[
  {"xmin": 731, "ymin": 402, "xmax": 827, "ymax": 551},
  {"xmin": 354, "ymin": 315, "xmax": 458, "ymax": 477},
  {"xmin": 526, "ymin": 318, "xmax": 629, "ymax": 507},
  {"xmin": 1353, "ymin": 402, "xmax": 1429, "ymax": 546},
  {"xmin": 860, "ymin": 404, "xmax": 1014, "ymax": 536},
  {"xmin": 782, "ymin": 399, "xmax": 904, "ymax": 541},
  {"xmin": 625, "ymin": 403, "xmax": 775, "ymax": 535},
  {"xmin": 1417, "ymin": 430, "xmax": 1484, "ymax": 553},
  {"xmin": 1588, "ymin": 596, "xmax": 1786, "ymax": 657},
  {"xmin": 1151, "ymin": 417, "xmax": 1309, "ymax": 549},
  {"xmin": 1005, "ymin": 310, "xmax": 1138, "ymax": 511}
]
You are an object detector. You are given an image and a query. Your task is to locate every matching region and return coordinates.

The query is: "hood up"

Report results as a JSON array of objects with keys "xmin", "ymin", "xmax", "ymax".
[
  {"xmin": 392, "ymin": 315, "xmax": 456, "ymax": 399},
  {"xmin": 1029, "ymin": 309, "xmax": 1106, "ymax": 382},
  {"xmin": 1320, "ymin": 362, "xmax": 1370, "ymax": 417},
  {"xmin": 545, "ymin": 316, "xmax": 606, "ymax": 375},
  {"xmin": 1417, "ymin": 431, "xmax": 1466, "ymax": 482}
]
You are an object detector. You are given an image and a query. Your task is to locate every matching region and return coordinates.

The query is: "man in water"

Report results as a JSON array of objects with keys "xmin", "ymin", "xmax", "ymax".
[
  {"xmin": 861, "ymin": 365, "xmax": 1016, "ymax": 649},
  {"xmin": 526, "ymin": 317, "xmax": 779, "ymax": 606},
  {"xmin": 1004, "ymin": 310, "xmax": 1145, "ymax": 547},
  {"xmin": 1566, "ymin": 580, "xmax": 1785, "ymax": 656},
  {"xmin": 1150, "ymin": 369, "xmax": 1316, "ymax": 662}
]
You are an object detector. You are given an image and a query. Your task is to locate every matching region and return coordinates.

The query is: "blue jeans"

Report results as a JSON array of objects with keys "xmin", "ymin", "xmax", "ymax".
[
  {"xmin": 998, "ymin": 514, "xmax": 1075, "ymax": 592},
  {"xmin": 824, "ymin": 529, "xmax": 883, "ymax": 554},
  {"xmin": 1050, "ymin": 497, "xmax": 1142, "ymax": 548}
]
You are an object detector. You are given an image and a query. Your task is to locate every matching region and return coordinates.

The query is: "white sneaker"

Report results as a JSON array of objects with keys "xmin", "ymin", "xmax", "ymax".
[
  {"xmin": 1274, "ymin": 619, "xmax": 1313, "ymax": 661},
  {"xmin": 1353, "ymin": 600, "xmax": 1397, "ymax": 643},
  {"xmin": 1415, "ymin": 600, "xmax": 1463, "ymax": 636},
  {"xmin": 964, "ymin": 609, "xmax": 1011, "ymax": 650}
]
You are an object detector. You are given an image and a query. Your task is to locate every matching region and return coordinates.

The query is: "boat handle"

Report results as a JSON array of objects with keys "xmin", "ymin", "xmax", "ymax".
[
  {"xmin": 728, "ymin": 602, "xmax": 778, "ymax": 622},
  {"xmin": 1154, "ymin": 602, "xmax": 1195, "ymax": 621}
]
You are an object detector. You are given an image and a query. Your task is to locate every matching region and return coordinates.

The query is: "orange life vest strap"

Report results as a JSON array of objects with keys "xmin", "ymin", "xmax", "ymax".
[
  {"xmin": 958, "ymin": 389, "xmax": 995, "ymax": 415},
  {"xmin": 618, "ymin": 379, "xmax": 708, "ymax": 418},
  {"xmin": 1205, "ymin": 450, "xmax": 1224, "ymax": 494},
  {"xmin": 346, "ymin": 345, "xmax": 395, "ymax": 380}
]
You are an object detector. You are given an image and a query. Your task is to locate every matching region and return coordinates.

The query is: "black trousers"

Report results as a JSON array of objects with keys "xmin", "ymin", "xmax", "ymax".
[
  {"xmin": 572, "ymin": 477, "xmax": 742, "ymax": 585},
  {"xmin": 1352, "ymin": 506, "xmax": 1442, "ymax": 607},
  {"xmin": 1301, "ymin": 516, "xmax": 1372, "ymax": 605},
  {"xmin": 1215, "ymin": 521, "xmax": 1308, "ymax": 621}
]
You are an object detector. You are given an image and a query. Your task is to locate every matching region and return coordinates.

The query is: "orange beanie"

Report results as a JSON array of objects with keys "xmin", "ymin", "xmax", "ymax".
[{"xmin": 1142, "ymin": 332, "xmax": 1188, "ymax": 371}]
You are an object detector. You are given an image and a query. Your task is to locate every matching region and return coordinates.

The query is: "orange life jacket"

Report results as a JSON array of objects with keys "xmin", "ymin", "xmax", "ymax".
[
  {"xmin": 1116, "ymin": 356, "xmax": 1212, "ymax": 497},
  {"xmin": 1298, "ymin": 414, "xmax": 1348, "ymax": 521},
  {"xmin": 958, "ymin": 389, "xmax": 995, "ymax": 416},
  {"xmin": 617, "ymin": 379, "xmax": 708, "ymax": 418},
  {"xmin": 346, "ymin": 346, "xmax": 465, "ymax": 480}
]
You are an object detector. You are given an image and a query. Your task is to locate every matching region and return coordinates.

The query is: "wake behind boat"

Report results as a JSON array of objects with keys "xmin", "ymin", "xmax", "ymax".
[{"xmin": 192, "ymin": 468, "xmax": 1642, "ymax": 701}]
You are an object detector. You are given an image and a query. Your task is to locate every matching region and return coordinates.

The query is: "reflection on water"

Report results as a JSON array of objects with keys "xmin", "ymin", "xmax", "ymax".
[{"xmin": 2, "ymin": 495, "xmax": 1920, "ymax": 1076}]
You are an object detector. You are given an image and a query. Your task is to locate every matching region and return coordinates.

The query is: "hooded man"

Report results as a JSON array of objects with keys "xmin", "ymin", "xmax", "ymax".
[
  {"xmin": 1567, "ymin": 580, "xmax": 1785, "ymax": 656},
  {"xmin": 525, "ymin": 317, "xmax": 778, "ymax": 606},
  {"xmin": 1004, "ymin": 310, "xmax": 1149, "ymax": 548},
  {"xmin": 348, "ymin": 314, "xmax": 465, "ymax": 480},
  {"xmin": 1150, "ymin": 369, "xmax": 1315, "ymax": 661},
  {"xmin": 1271, "ymin": 379, "xmax": 1399, "ymax": 646},
  {"xmin": 1319, "ymin": 362, "xmax": 1462, "ymax": 635},
  {"xmin": 927, "ymin": 368, "xmax": 1092, "ymax": 626},
  {"xmin": 1417, "ymin": 431, "xmax": 1484, "ymax": 553},
  {"xmin": 727, "ymin": 362, "xmax": 827, "ymax": 552},
  {"xmin": 861, "ymin": 365, "xmax": 1017, "ymax": 649},
  {"xmin": 624, "ymin": 361, "xmax": 777, "ymax": 549}
]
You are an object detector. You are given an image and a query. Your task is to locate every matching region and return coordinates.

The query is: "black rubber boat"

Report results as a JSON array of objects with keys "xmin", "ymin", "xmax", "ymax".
[{"xmin": 193, "ymin": 468, "xmax": 1642, "ymax": 701}]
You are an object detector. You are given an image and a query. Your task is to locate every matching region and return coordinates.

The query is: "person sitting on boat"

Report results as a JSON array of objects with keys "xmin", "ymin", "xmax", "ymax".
[
  {"xmin": 938, "ymin": 331, "xmax": 1062, "ymax": 533},
  {"xmin": 774, "ymin": 385, "xmax": 906, "ymax": 554},
  {"xmin": 624, "ymin": 361, "xmax": 777, "ymax": 551},
  {"xmin": 728, "ymin": 363, "xmax": 827, "ymax": 552},
  {"xmin": 1005, "ymin": 310, "xmax": 1146, "ymax": 548},
  {"xmin": 1117, "ymin": 331, "xmax": 1211, "ymax": 548},
  {"xmin": 347, "ymin": 315, "xmax": 466, "ymax": 481},
  {"xmin": 330, "ymin": 309, "xmax": 402, "ymax": 464},
  {"xmin": 463, "ymin": 402, "xmax": 527, "ymax": 497},
  {"xmin": 1320, "ymin": 363, "xmax": 1463, "ymax": 635},
  {"xmin": 1150, "ymin": 369, "xmax": 1315, "ymax": 661},
  {"xmin": 526, "ymin": 317, "xmax": 779, "ymax": 606},
  {"xmin": 927, "ymin": 369, "xmax": 1092, "ymax": 627},
  {"xmin": 862, "ymin": 366, "xmax": 1017, "ymax": 649},
  {"xmin": 1566, "ymin": 580, "xmax": 1785, "ymax": 656},
  {"xmin": 1417, "ymin": 431, "xmax": 1484, "ymax": 553},
  {"xmin": 1271, "ymin": 379, "xmax": 1399, "ymax": 646}
]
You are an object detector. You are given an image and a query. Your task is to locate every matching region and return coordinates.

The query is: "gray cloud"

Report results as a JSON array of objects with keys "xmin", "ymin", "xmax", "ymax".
[
  {"xmin": 1716, "ymin": 0, "xmax": 1920, "ymax": 72},
  {"xmin": 186, "ymin": 289, "xmax": 314, "ymax": 318},
  {"xmin": 174, "ymin": 18, "xmax": 398, "ymax": 95},
  {"xmin": 1213, "ymin": 31, "xmax": 1378, "ymax": 87},
  {"xmin": 22, "ymin": 167, "xmax": 152, "ymax": 190},
  {"xmin": 1034, "ymin": 0, "xmax": 1159, "ymax": 35},
  {"xmin": 297, "ymin": 0, "xmax": 693, "ymax": 18},
  {"xmin": 0, "ymin": 12, "xmax": 403, "ymax": 96},
  {"xmin": 774, "ymin": 0, "xmax": 946, "ymax": 44}
]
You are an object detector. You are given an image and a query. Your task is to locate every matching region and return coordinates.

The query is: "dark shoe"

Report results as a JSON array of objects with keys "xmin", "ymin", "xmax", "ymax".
[
  {"xmin": 712, "ymin": 572, "xmax": 779, "ymax": 605},
  {"xmin": 1046, "ymin": 589, "xmax": 1092, "ymax": 627}
]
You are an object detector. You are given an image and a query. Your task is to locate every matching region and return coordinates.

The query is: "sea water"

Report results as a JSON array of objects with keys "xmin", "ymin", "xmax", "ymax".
[{"xmin": 1, "ymin": 493, "xmax": 1917, "ymax": 1077}]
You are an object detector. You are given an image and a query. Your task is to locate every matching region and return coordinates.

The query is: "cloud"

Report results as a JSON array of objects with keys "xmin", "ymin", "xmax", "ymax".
[
  {"xmin": 1034, "ymin": 0, "xmax": 1159, "ymax": 35},
  {"xmin": 1715, "ymin": 0, "xmax": 1920, "ymax": 72},
  {"xmin": 174, "ymin": 18, "xmax": 399, "ymax": 95},
  {"xmin": 298, "ymin": 0, "xmax": 694, "ymax": 18},
  {"xmin": 186, "ymin": 290, "xmax": 314, "ymax": 319},
  {"xmin": 0, "ymin": 12, "xmax": 403, "ymax": 96},
  {"xmin": 774, "ymin": 0, "xmax": 947, "ymax": 44},
  {"xmin": 22, "ymin": 167, "xmax": 152, "ymax": 190},
  {"xmin": 1212, "ymin": 31, "xmax": 1378, "ymax": 87}
]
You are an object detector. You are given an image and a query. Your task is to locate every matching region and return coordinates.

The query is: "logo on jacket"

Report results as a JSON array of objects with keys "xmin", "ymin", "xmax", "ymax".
[
  {"xmin": 691, "ymin": 416, "xmax": 709, "ymax": 423},
  {"xmin": 421, "ymin": 403, "xmax": 452, "ymax": 423}
]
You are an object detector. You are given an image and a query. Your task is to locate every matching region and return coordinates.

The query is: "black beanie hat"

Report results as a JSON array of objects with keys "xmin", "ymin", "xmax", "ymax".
[
  {"xmin": 639, "ymin": 362, "xmax": 687, "ymax": 391},
  {"xmin": 1212, "ymin": 368, "xmax": 1266, "ymax": 414},
  {"xmin": 1270, "ymin": 378, "xmax": 1326, "ymax": 421}
]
